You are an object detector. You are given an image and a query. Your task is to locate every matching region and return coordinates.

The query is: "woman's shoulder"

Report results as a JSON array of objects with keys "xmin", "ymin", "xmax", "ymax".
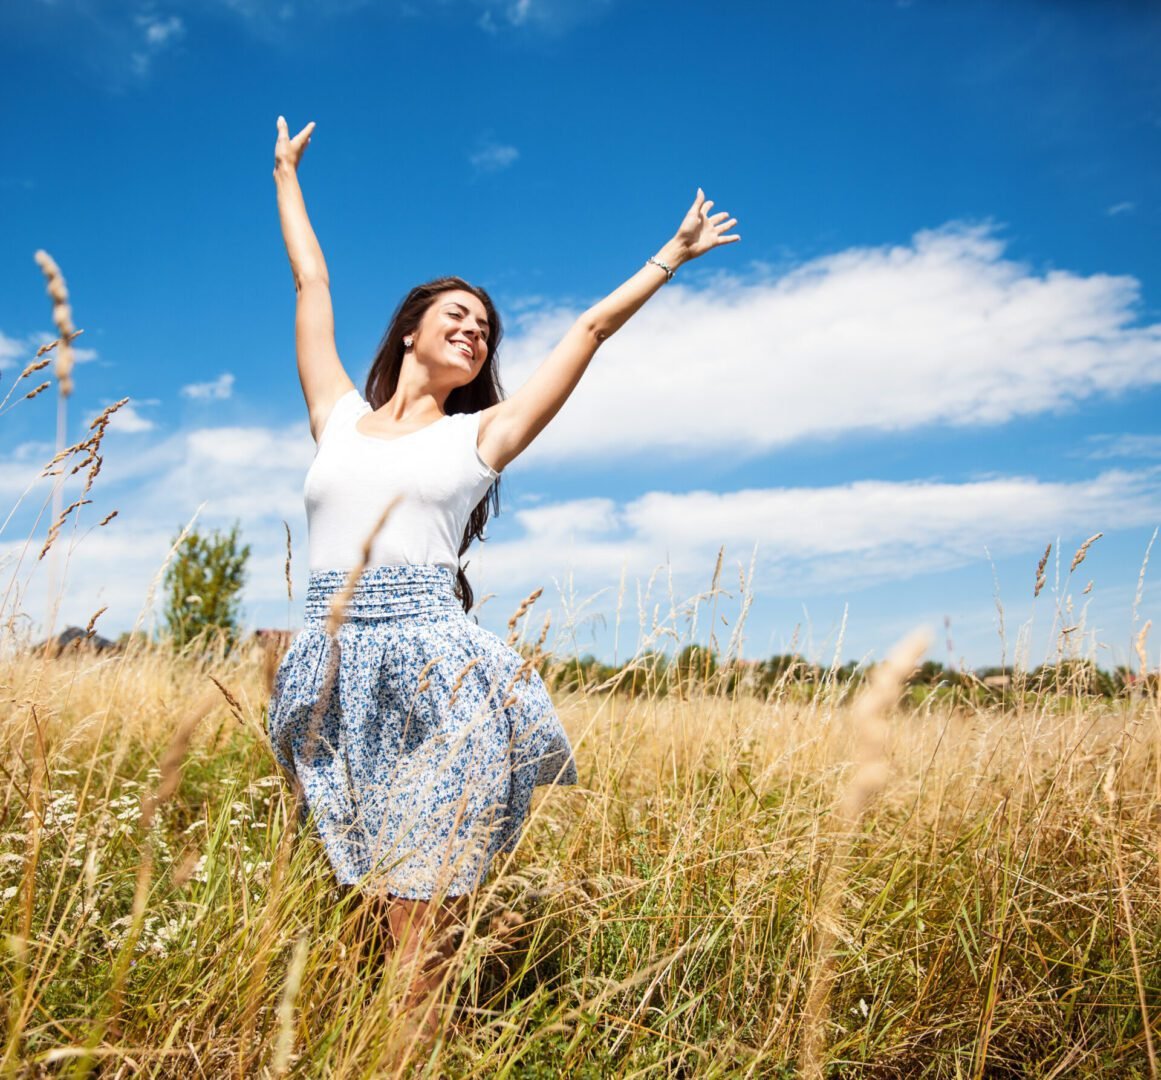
[{"xmin": 315, "ymin": 387, "xmax": 368, "ymax": 445}]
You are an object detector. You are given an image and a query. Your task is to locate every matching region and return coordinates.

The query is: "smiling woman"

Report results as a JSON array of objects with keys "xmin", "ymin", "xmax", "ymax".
[{"xmin": 267, "ymin": 112, "xmax": 739, "ymax": 1041}]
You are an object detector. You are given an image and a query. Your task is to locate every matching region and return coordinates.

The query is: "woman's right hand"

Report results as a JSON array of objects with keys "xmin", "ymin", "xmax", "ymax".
[{"xmin": 274, "ymin": 115, "xmax": 315, "ymax": 177}]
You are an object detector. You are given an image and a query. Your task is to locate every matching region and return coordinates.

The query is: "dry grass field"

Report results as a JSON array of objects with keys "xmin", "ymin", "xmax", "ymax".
[
  {"xmin": 1, "ymin": 595, "xmax": 1159, "ymax": 1077},
  {"xmin": 2, "ymin": 272, "xmax": 1159, "ymax": 1077}
]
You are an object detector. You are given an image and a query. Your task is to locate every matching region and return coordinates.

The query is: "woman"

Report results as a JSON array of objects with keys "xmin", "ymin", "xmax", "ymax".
[{"xmin": 267, "ymin": 114, "xmax": 739, "ymax": 1018}]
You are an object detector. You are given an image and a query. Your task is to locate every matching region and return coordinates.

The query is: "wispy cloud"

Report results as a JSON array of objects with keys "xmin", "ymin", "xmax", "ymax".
[
  {"xmin": 130, "ymin": 12, "xmax": 186, "ymax": 78},
  {"xmin": 0, "ymin": 332, "xmax": 25, "ymax": 372},
  {"xmin": 1107, "ymin": 201, "xmax": 1136, "ymax": 216},
  {"xmin": 469, "ymin": 138, "xmax": 519, "ymax": 173},
  {"xmin": 471, "ymin": 0, "xmax": 615, "ymax": 35},
  {"xmin": 181, "ymin": 373, "xmax": 235, "ymax": 401},
  {"xmin": 494, "ymin": 221, "xmax": 1161, "ymax": 465},
  {"xmin": 3, "ymin": 0, "xmax": 609, "ymax": 89},
  {"xmin": 1086, "ymin": 434, "xmax": 1161, "ymax": 460}
]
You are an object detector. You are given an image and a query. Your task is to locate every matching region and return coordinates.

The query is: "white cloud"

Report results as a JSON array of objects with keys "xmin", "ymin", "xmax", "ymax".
[
  {"xmin": 469, "ymin": 139, "xmax": 519, "ymax": 173},
  {"xmin": 1107, "ymin": 201, "xmax": 1136, "ymax": 216},
  {"xmin": 0, "ymin": 441, "xmax": 55, "ymax": 501},
  {"xmin": 0, "ymin": 332, "xmax": 25, "ymax": 371},
  {"xmin": 1086, "ymin": 434, "xmax": 1161, "ymax": 460},
  {"xmin": 137, "ymin": 12, "xmax": 184, "ymax": 45},
  {"xmin": 464, "ymin": 467, "xmax": 1161, "ymax": 598},
  {"xmin": 181, "ymin": 373, "xmax": 235, "ymax": 400},
  {"xmin": 104, "ymin": 402, "xmax": 155, "ymax": 433},
  {"xmin": 467, "ymin": 0, "xmax": 614, "ymax": 34},
  {"xmin": 507, "ymin": 0, "xmax": 532, "ymax": 25},
  {"xmin": 494, "ymin": 222, "xmax": 1161, "ymax": 465},
  {"xmin": 130, "ymin": 12, "xmax": 185, "ymax": 77}
]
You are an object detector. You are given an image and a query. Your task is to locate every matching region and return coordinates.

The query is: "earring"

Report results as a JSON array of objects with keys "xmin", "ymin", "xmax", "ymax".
[{"xmin": 403, "ymin": 336, "xmax": 413, "ymax": 349}]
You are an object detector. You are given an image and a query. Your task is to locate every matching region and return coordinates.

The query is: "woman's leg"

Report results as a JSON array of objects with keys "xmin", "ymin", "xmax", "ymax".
[{"xmin": 382, "ymin": 893, "xmax": 468, "ymax": 1041}]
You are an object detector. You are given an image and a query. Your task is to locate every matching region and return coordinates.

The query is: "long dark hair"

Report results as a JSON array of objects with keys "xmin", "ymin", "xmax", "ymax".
[{"xmin": 364, "ymin": 276, "xmax": 504, "ymax": 615}]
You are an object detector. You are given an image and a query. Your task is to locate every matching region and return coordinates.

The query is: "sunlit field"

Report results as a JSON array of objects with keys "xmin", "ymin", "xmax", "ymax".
[{"xmin": 2, "ymin": 268, "xmax": 1159, "ymax": 1078}]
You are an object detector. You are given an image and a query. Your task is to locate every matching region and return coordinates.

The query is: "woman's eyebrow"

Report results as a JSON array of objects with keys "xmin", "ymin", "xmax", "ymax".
[{"xmin": 443, "ymin": 302, "xmax": 489, "ymax": 328}]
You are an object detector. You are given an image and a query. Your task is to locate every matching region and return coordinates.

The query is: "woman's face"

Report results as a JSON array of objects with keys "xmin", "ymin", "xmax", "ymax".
[{"xmin": 412, "ymin": 289, "xmax": 491, "ymax": 382}]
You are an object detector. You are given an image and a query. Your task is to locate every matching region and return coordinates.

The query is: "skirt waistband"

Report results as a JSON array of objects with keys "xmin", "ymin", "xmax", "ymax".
[{"xmin": 304, "ymin": 563, "xmax": 461, "ymax": 624}]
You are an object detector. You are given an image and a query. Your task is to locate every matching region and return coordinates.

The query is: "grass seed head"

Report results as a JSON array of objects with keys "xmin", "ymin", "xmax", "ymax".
[
  {"xmin": 1034, "ymin": 542, "xmax": 1051, "ymax": 598},
  {"xmin": 33, "ymin": 250, "xmax": 77, "ymax": 398},
  {"xmin": 1070, "ymin": 532, "xmax": 1103, "ymax": 573}
]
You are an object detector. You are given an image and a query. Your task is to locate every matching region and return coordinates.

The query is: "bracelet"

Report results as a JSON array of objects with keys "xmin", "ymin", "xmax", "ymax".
[{"xmin": 647, "ymin": 255, "xmax": 675, "ymax": 282}]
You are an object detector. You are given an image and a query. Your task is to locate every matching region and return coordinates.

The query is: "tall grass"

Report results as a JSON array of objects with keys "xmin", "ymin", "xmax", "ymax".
[
  {"xmin": 2, "ymin": 577, "xmax": 1158, "ymax": 1076},
  {"xmin": 1, "ymin": 259, "xmax": 1158, "ymax": 1077}
]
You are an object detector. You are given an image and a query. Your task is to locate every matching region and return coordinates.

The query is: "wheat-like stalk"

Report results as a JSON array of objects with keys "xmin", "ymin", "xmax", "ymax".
[
  {"xmin": 283, "ymin": 520, "xmax": 293, "ymax": 602},
  {"xmin": 505, "ymin": 587, "xmax": 543, "ymax": 647},
  {"xmin": 207, "ymin": 673, "xmax": 244, "ymax": 725},
  {"xmin": 0, "ymin": 348, "xmax": 59, "ymax": 413},
  {"xmin": 800, "ymin": 628, "xmax": 930, "ymax": 1078},
  {"xmin": 325, "ymin": 497, "xmax": 400, "ymax": 637},
  {"xmin": 33, "ymin": 251, "xmax": 77, "ymax": 399},
  {"xmin": 1134, "ymin": 620, "xmax": 1151, "ymax": 676},
  {"xmin": 273, "ymin": 935, "xmax": 310, "ymax": 1076},
  {"xmin": 448, "ymin": 656, "xmax": 482, "ymax": 708},
  {"xmin": 21, "ymin": 355, "xmax": 52, "ymax": 376},
  {"xmin": 1070, "ymin": 532, "xmax": 1103, "ymax": 573},
  {"xmin": 37, "ymin": 497, "xmax": 92, "ymax": 561},
  {"xmin": 1034, "ymin": 542, "xmax": 1051, "ymax": 598}
]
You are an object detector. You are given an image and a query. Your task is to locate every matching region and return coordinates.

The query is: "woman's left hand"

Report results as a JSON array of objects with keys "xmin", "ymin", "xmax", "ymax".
[{"xmin": 673, "ymin": 188, "xmax": 740, "ymax": 261}]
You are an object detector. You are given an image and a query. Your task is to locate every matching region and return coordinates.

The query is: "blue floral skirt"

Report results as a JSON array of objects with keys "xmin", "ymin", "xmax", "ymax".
[{"xmin": 267, "ymin": 563, "xmax": 577, "ymax": 899}]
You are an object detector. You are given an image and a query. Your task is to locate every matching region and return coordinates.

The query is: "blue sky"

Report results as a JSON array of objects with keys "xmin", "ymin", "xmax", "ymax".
[{"xmin": 2, "ymin": 0, "xmax": 1159, "ymax": 673}]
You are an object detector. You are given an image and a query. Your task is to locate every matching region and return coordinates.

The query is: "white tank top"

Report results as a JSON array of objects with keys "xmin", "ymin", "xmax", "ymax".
[{"xmin": 303, "ymin": 388, "xmax": 500, "ymax": 574}]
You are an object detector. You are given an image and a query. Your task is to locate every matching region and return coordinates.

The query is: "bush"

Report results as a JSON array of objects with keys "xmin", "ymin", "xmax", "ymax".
[{"xmin": 161, "ymin": 521, "xmax": 251, "ymax": 653}]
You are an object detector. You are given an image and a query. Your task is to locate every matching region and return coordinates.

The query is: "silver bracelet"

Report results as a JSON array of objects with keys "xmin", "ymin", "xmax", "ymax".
[{"xmin": 647, "ymin": 255, "xmax": 675, "ymax": 282}]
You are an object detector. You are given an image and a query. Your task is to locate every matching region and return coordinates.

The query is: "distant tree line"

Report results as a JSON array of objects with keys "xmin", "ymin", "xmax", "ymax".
[{"xmin": 530, "ymin": 646, "xmax": 1158, "ymax": 702}]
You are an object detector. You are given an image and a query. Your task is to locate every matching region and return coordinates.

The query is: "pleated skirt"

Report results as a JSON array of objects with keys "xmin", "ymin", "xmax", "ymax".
[{"xmin": 266, "ymin": 563, "xmax": 578, "ymax": 899}]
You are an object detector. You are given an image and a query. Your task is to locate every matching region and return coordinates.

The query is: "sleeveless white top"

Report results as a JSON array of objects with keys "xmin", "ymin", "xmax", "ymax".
[{"xmin": 304, "ymin": 389, "xmax": 500, "ymax": 574}]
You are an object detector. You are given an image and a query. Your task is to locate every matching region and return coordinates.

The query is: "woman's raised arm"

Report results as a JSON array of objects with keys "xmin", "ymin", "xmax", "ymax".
[
  {"xmin": 477, "ymin": 188, "xmax": 739, "ymax": 473},
  {"xmin": 273, "ymin": 116, "xmax": 355, "ymax": 440}
]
